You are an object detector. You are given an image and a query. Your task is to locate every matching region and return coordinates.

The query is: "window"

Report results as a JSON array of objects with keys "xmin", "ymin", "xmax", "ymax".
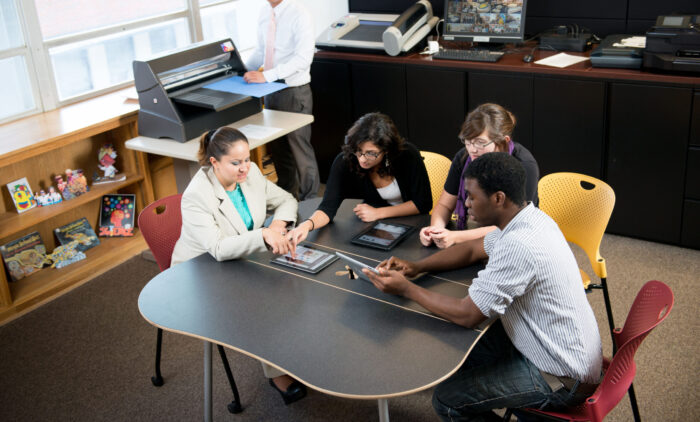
[
  {"xmin": 0, "ymin": 0, "xmax": 38, "ymax": 122},
  {"xmin": 0, "ymin": 0, "xmax": 264, "ymax": 123}
]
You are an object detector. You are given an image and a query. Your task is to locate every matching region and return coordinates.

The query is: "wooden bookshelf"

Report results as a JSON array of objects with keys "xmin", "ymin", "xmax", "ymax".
[{"xmin": 0, "ymin": 88, "xmax": 153, "ymax": 324}]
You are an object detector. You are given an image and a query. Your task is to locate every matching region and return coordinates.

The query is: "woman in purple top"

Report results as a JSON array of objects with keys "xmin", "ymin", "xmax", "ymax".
[{"xmin": 419, "ymin": 103, "xmax": 539, "ymax": 248}]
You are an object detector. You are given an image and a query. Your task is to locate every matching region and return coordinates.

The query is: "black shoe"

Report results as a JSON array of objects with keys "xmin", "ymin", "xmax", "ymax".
[{"xmin": 268, "ymin": 378, "xmax": 307, "ymax": 405}]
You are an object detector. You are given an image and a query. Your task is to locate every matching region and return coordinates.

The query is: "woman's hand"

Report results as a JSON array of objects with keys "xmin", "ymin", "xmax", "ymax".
[
  {"xmin": 353, "ymin": 203, "xmax": 382, "ymax": 222},
  {"xmin": 268, "ymin": 219, "xmax": 288, "ymax": 236},
  {"xmin": 262, "ymin": 228, "xmax": 292, "ymax": 255},
  {"xmin": 377, "ymin": 256, "xmax": 420, "ymax": 278},
  {"xmin": 287, "ymin": 221, "xmax": 312, "ymax": 250},
  {"xmin": 429, "ymin": 227, "xmax": 457, "ymax": 249},
  {"xmin": 419, "ymin": 225, "xmax": 442, "ymax": 247}
]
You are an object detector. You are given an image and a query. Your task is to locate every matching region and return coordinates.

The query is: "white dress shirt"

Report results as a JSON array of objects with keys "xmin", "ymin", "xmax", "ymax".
[
  {"xmin": 469, "ymin": 204, "xmax": 603, "ymax": 383},
  {"xmin": 245, "ymin": 0, "xmax": 314, "ymax": 87}
]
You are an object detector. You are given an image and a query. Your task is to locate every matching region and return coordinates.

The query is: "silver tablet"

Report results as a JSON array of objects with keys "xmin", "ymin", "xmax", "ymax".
[{"xmin": 335, "ymin": 251, "xmax": 379, "ymax": 282}]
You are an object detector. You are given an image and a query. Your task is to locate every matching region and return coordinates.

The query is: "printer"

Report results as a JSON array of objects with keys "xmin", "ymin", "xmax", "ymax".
[
  {"xmin": 316, "ymin": 0, "xmax": 439, "ymax": 56},
  {"xmin": 643, "ymin": 15, "xmax": 700, "ymax": 73},
  {"xmin": 591, "ymin": 34, "xmax": 644, "ymax": 69},
  {"xmin": 133, "ymin": 39, "xmax": 262, "ymax": 142}
]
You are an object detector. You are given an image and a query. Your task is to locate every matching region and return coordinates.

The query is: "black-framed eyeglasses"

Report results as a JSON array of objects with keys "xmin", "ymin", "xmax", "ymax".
[
  {"xmin": 460, "ymin": 137, "xmax": 494, "ymax": 150},
  {"xmin": 355, "ymin": 150, "xmax": 382, "ymax": 160}
]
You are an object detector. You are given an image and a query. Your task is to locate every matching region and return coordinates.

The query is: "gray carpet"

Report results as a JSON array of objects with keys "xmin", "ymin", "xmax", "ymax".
[{"xmin": 0, "ymin": 233, "xmax": 698, "ymax": 421}]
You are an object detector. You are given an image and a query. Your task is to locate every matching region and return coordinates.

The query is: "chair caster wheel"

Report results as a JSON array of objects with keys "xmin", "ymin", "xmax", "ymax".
[
  {"xmin": 227, "ymin": 400, "xmax": 243, "ymax": 414},
  {"xmin": 151, "ymin": 375, "xmax": 164, "ymax": 387}
]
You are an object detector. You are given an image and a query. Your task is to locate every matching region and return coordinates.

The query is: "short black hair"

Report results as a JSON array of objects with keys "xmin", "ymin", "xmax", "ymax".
[{"xmin": 464, "ymin": 152, "xmax": 526, "ymax": 205}]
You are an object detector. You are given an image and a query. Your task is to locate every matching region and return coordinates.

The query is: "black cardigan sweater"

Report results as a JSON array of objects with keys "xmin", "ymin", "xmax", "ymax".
[{"xmin": 317, "ymin": 142, "xmax": 433, "ymax": 221}]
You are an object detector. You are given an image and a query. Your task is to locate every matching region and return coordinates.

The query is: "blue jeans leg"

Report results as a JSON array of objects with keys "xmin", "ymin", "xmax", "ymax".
[{"xmin": 432, "ymin": 320, "xmax": 555, "ymax": 422}]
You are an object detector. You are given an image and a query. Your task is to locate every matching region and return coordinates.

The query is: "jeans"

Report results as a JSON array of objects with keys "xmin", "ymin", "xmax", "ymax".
[{"xmin": 432, "ymin": 320, "xmax": 590, "ymax": 422}]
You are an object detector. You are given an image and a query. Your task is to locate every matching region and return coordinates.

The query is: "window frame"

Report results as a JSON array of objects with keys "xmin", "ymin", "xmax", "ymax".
[{"xmin": 3, "ymin": 0, "xmax": 252, "ymax": 124}]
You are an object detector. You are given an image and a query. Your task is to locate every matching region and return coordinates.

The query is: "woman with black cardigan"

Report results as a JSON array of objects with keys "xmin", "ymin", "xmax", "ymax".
[{"xmin": 288, "ymin": 112, "xmax": 432, "ymax": 245}]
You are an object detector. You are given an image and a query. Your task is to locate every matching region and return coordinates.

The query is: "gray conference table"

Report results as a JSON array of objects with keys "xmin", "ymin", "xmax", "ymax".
[{"xmin": 138, "ymin": 199, "xmax": 491, "ymax": 421}]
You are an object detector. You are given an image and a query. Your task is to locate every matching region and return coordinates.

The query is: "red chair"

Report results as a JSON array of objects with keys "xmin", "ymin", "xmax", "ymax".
[
  {"xmin": 138, "ymin": 194, "xmax": 243, "ymax": 414},
  {"xmin": 504, "ymin": 280, "xmax": 674, "ymax": 422}
]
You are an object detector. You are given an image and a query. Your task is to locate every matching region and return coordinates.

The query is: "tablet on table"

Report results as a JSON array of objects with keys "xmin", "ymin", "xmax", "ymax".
[{"xmin": 351, "ymin": 221, "xmax": 414, "ymax": 251}]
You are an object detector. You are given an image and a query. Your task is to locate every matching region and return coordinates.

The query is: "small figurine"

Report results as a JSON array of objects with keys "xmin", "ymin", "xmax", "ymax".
[
  {"xmin": 47, "ymin": 186, "xmax": 63, "ymax": 205},
  {"xmin": 36, "ymin": 189, "xmax": 49, "ymax": 206},
  {"xmin": 93, "ymin": 144, "xmax": 126, "ymax": 184},
  {"xmin": 65, "ymin": 168, "xmax": 88, "ymax": 197},
  {"xmin": 55, "ymin": 175, "xmax": 74, "ymax": 200}
]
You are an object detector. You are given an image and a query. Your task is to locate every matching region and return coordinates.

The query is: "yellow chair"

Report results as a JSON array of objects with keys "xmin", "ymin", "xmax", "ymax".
[
  {"xmin": 537, "ymin": 172, "xmax": 617, "ymax": 347},
  {"xmin": 420, "ymin": 151, "xmax": 452, "ymax": 213}
]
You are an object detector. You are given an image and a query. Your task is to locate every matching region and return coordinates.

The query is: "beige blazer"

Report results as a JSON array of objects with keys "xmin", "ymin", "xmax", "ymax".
[{"xmin": 171, "ymin": 164, "xmax": 297, "ymax": 266}]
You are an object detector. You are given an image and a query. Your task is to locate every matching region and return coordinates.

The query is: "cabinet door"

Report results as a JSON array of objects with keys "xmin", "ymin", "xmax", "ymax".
[
  {"xmin": 681, "ymin": 200, "xmax": 700, "ymax": 249},
  {"xmin": 406, "ymin": 67, "xmax": 465, "ymax": 157},
  {"xmin": 691, "ymin": 92, "xmax": 700, "ymax": 147},
  {"xmin": 468, "ymin": 72, "xmax": 534, "ymax": 151},
  {"xmin": 310, "ymin": 60, "xmax": 353, "ymax": 181},
  {"xmin": 607, "ymin": 83, "xmax": 692, "ymax": 243},
  {"xmin": 533, "ymin": 78, "xmax": 605, "ymax": 178},
  {"xmin": 351, "ymin": 62, "xmax": 408, "ymax": 137}
]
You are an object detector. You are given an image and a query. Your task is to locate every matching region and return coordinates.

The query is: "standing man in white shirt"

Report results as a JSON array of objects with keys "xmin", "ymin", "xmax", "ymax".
[{"xmin": 244, "ymin": 0, "xmax": 320, "ymax": 201}]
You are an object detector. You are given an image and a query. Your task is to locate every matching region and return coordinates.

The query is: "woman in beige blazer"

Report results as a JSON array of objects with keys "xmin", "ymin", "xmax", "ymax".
[{"xmin": 171, "ymin": 127, "xmax": 306, "ymax": 405}]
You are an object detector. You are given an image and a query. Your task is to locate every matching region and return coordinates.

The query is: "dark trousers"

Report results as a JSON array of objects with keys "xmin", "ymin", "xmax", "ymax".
[
  {"xmin": 264, "ymin": 84, "xmax": 320, "ymax": 200},
  {"xmin": 432, "ymin": 320, "xmax": 592, "ymax": 422}
]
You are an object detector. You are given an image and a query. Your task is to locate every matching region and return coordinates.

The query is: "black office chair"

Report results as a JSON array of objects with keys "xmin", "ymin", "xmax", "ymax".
[{"xmin": 138, "ymin": 194, "xmax": 243, "ymax": 414}]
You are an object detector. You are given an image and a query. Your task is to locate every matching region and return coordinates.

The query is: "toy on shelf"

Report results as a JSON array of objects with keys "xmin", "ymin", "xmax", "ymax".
[
  {"xmin": 55, "ymin": 168, "xmax": 89, "ymax": 200},
  {"xmin": 6, "ymin": 177, "xmax": 38, "ymax": 213},
  {"xmin": 35, "ymin": 185, "xmax": 63, "ymax": 207},
  {"xmin": 93, "ymin": 144, "xmax": 126, "ymax": 184}
]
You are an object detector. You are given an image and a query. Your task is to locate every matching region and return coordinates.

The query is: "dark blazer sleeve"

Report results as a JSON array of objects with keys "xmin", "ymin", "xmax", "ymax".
[
  {"xmin": 398, "ymin": 143, "xmax": 433, "ymax": 214},
  {"xmin": 317, "ymin": 152, "xmax": 350, "ymax": 221}
]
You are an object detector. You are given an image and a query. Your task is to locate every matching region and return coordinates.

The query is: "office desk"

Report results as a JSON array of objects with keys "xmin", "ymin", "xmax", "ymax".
[
  {"xmin": 126, "ymin": 109, "xmax": 314, "ymax": 192},
  {"xmin": 138, "ymin": 200, "xmax": 488, "ymax": 421}
]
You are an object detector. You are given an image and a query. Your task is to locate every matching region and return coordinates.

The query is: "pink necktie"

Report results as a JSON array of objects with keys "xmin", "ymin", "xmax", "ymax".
[{"xmin": 264, "ymin": 9, "xmax": 276, "ymax": 71}]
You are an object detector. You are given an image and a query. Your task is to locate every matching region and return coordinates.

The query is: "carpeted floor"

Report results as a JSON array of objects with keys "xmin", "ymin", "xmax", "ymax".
[{"xmin": 0, "ymin": 233, "xmax": 698, "ymax": 421}]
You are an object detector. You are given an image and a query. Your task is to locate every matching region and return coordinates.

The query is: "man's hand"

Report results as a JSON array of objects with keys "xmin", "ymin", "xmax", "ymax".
[
  {"xmin": 353, "ymin": 203, "xmax": 382, "ymax": 222},
  {"xmin": 377, "ymin": 256, "xmax": 420, "ymax": 278},
  {"xmin": 429, "ymin": 227, "xmax": 456, "ymax": 249},
  {"xmin": 364, "ymin": 268, "xmax": 413, "ymax": 296},
  {"xmin": 243, "ymin": 71, "xmax": 266, "ymax": 83},
  {"xmin": 262, "ymin": 228, "xmax": 292, "ymax": 255}
]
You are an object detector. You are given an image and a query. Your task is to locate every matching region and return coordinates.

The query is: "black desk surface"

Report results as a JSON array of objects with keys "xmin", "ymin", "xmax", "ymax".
[{"xmin": 139, "ymin": 199, "xmax": 488, "ymax": 398}]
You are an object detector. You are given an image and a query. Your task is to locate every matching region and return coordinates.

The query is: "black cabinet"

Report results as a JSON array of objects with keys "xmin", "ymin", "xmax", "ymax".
[
  {"xmin": 310, "ymin": 60, "xmax": 353, "ymax": 181},
  {"xmin": 468, "ymin": 72, "xmax": 534, "ymax": 151},
  {"xmin": 533, "ymin": 78, "xmax": 606, "ymax": 178},
  {"xmin": 351, "ymin": 62, "xmax": 408, "ymax": 138},
  {"xmin": 691, "ymin": 92, "xmax": 700, "ymax": 147},
  {"xmin": 406, "ymin": 67, "xmax": 466, "ymax": 157},
  {"xmin": 681, "ymin": 200, "xmax": 700, "ymax": 249},
  {"xmin": 607, "ymin": 83, "xmax": 692, "ymax": 243},
  {"xmin": 686, "ymin": 148, "xmax": 700, "ymax": 200}
]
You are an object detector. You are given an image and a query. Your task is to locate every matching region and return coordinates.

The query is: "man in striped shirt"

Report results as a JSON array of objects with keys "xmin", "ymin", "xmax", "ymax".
[{"xmin": 365, "ymin": 152, "xmax": 602, "ymax": 421}]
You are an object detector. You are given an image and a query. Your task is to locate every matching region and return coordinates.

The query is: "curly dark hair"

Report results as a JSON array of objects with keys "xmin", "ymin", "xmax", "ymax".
[{"xmin": 341, "ymin": 112, "xmax": 405, "ymax": 178}]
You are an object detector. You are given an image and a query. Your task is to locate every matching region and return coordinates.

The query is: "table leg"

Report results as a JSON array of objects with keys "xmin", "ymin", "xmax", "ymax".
[
  {"xmin": 377, "ymin": 398, "xmax": 389, "ymax": 422},
  {"xmin": 204, "ymin": 341, "xmax": 212, "ymax": 422},
  {"xmin": 173, "ymin": 158, "xmax": 200, "ymax": 194}
]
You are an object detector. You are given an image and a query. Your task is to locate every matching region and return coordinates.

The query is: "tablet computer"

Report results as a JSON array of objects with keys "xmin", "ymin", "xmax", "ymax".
[
  {"xmin": 335, "ymin": 252, "xmax": 379, "ymax": 282},
  {"xmin": 270, "ymin": 244, "xmax": 338, "ymax": 274},
  {"xmin": 350, "ymin": 221, "xmax": 414, "ymax": 251}
]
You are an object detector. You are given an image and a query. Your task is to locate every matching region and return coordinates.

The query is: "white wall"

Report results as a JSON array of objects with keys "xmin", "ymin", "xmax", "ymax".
[{"xmin": 298, "ymin": 0, "xmax": 349, "ymax": 37}]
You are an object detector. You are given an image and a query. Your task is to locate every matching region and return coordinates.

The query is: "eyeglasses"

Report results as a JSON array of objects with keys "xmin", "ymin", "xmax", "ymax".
[
  {"xmin": 461, "ymin": 137, "xmax": 495, "ymax": 150},
  {"xmin": 355, "ymin": 150, "xmax": 382, "ymax": 160}
]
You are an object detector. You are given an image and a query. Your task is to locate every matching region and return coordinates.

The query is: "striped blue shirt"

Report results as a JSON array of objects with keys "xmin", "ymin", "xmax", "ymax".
[{"xmin": 469, "ymin": 204, "xmax": 603, "ymax": 383}]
